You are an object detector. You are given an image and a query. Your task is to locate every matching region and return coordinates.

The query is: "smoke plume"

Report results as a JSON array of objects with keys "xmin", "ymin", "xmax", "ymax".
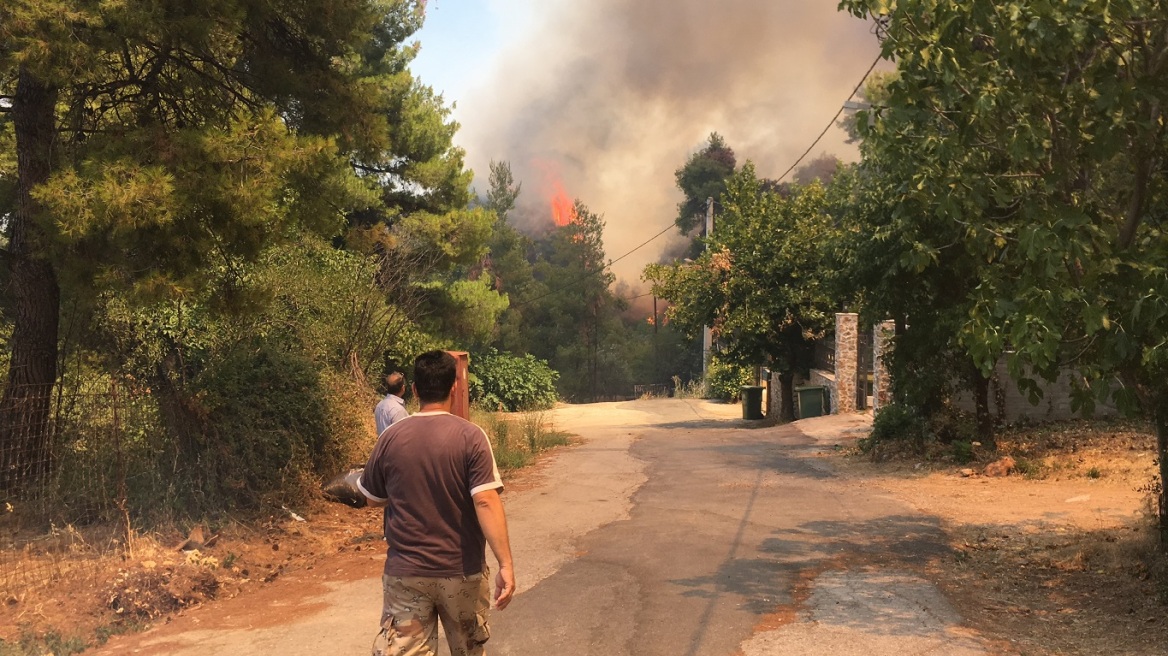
[{"xmin": 457, "ymin": 1, "xmax": 882, "ymax": 285}]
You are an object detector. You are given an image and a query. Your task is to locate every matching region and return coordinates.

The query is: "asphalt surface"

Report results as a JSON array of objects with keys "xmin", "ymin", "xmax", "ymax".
[
  {"xmin": 490, "ymin": 400, "xmax": 988, "ymax": 656},
  {"xmin": 92, "ymin": 399, "xmax": 993, "ymax": 655}
]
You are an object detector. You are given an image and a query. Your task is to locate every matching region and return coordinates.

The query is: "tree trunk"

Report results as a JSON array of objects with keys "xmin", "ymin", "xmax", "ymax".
[
  {"xmin": 0, "ymin": 68, "xmax": 61, "ymax": 495},
  {"xmin": 778, "ymin": 370, "xmax": 796, "ymax": 423},
  {"xmin": 972, "ymin": 366, "xmax": 995, "ymax": 447}
]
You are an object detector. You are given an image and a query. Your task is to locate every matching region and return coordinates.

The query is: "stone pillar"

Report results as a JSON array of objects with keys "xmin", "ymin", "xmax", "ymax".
[
  {"xmin": 872, "ymin": 320, "xmax": 895, "ymax": 413},
  {"xmin": 834, "ymin": 313, "xmax": 859, "ymax": 414}
]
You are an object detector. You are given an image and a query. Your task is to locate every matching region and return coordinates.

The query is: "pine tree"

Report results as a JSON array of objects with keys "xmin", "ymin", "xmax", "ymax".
[{"xmin": 0, "ymin": 0, "xmax": 427, "ymax": 492}]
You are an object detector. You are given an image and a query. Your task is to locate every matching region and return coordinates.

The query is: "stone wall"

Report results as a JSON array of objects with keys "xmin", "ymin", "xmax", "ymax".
[
  {"xmin": 812, "ymin": 315, "xmax": 1111, "ymax": 422},
  {"xmin": 952, "ymin": 360, "xmax": 1117, "ymax": 421}
]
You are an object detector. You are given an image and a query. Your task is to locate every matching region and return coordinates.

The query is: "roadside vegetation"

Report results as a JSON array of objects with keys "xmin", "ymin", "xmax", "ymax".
[
  {"xmin": 473, "ymin": 408, "xmax": 573, "ymax": 471},
  {"xmin": 3, "ymin": 0, "xmax": 1168, "ymax": 652},
  {"xmin": 649, "ymin": 1, "xmax": 1168, "ymax": 548},
  {"xmin": 0, "ymin": 405, "xmax": 569, "ymax": 656}
]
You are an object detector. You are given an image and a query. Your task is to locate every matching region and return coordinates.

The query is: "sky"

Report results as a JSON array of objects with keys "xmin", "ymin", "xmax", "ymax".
[{"xmin": 409, "ymin": 0, "xmax": 883, "ymax": 287}]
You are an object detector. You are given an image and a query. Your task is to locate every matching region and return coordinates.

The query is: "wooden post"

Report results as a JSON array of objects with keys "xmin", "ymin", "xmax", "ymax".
[{"xmin": 447, "ymin": 351, "xmax": 470, "ymax": 419}]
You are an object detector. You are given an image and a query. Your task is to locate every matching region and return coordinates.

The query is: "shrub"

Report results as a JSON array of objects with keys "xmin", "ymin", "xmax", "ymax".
[
  {"xmin": 951, "ymin": 440, "xmax": 975, "ymax": 464},
  {"xmin": 187, "ymin": 345, "xmax": 370, "ymax": 511},
  {"xmin": 928, "ymin": 405, "xmax": 978, "ymax": 444},
  {"xmin": 705, "ymin": 355, "xmax": 753, "ymax": 401},
  {"xmin": 868, "ymin": 402, "xmax": 930, "ymax": 445},
  {"xmin": 470, "ymin": 349, "xmax": 559, "ymax": 411}
]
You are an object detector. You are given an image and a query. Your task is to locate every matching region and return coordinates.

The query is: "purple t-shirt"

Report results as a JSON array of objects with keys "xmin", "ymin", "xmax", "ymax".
[{"xmin": 359, "ymin": 411, "xmax": 503, "ymax": 577}]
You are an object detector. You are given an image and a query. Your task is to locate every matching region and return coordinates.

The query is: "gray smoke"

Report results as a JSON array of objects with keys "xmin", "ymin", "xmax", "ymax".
[{"xmin": 458, "ymin": 0, "xmax": 882, "ymax": 285}]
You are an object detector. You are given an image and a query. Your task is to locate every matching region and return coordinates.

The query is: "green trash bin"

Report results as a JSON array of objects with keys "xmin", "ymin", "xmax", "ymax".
[
  {"xmin": 740, "ymin": 385, "xmax": 764, "ymax": 420},
  {"xmin": 795, "ymin": 385, "xmax": 826, "ymax": 419}
]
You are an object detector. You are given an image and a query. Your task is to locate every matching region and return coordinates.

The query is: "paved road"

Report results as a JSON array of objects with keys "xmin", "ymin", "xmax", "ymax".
[{"xmin": 94, "ymin": 399, "xmax": 992, "ymax": 655}]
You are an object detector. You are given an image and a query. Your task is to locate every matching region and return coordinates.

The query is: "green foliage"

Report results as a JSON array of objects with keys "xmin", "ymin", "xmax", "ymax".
[
  {"xmin": 523, "ymin": 201, "xmax": 630, "ymax": 402},
  {"xmin": 868, "ymin": 402, "xmax": 930, "ymax": 447},
  {"xmin": 424, "ymin": 277, "xmax": 510, "ymax": 345},
  {"xmin": 0, "ymin": 0, "xmax": 537, "ymax": 535},
  {"xmin": 484, "ymin": 160, "xmax": 522, "ymax": 221},
  {"xmin": 475, "ymin": 161, "xmax": 701, "ymax": 401},
  {"xmin": 864, "ymin": 401, "xmax": 979, "ymax": 459},
  {"xmin": 705, "ymin": 356, "xmax": 753, "ymax": 402},
  {"xmin": 840, "ymin": 0, "xmax": 1168, "ymax": 529},
  {"xmin": 0, "ymin": 0, "xmax": 502, "ymax": 512},
  {"xmin": 951, "ymin": 441, "xmax": 975, "ymax": 465},
  {"xmin": 191, "ymin": 347, "xmax": 342, "ymax": 509},
  {"xmin": 840, "ymin": 0, "xmax": 1168, "ymax": 411},
  {"xmin": 1013, "ymin": 457, "xmax": 1042, "ymax": 479},
  {"xmin": 647, "ymin": 163, "xmax": 839, "ymax": 418},
  {"xmin": 675, "ymin": 133, "xmax": 737, "ymax": 233},
  {"xmin": 470, "ymin": 349, "xmax": 559, "ymax": 412}
]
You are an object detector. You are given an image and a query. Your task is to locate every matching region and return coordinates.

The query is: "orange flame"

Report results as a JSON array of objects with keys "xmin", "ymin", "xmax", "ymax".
[{"xmin": 550, "ymin": 180, "xmax": 575, "ymax": 227}]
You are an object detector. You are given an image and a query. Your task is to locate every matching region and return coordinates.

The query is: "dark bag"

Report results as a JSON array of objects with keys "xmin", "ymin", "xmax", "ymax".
[{"xmin": 323, "ymin": 467, "xmax": 367, "ymax": 508}]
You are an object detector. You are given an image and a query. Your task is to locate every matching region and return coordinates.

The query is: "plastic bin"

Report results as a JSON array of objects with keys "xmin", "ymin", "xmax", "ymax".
[
  {"xmin": 740, "ymin": 385, "xmax": 765, "ymax": 420},
  {"xmin": 795, "ymin": 385, "xmax": 826, "ymax": 419}
]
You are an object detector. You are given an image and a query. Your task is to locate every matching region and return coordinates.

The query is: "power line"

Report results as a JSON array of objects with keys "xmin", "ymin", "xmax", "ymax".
[
  {"xmin": 620, "ymin": 291, "xmax": 655, "ymax": 302},
  {"xmin": 774, "ymin": 53, "xmax": 882, "ymax": 183}
]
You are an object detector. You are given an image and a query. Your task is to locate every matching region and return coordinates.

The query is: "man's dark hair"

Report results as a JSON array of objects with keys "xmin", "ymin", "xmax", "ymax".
[
  {"xmin": 413, "ymin": 350, "xmax": 456, "ymax": 403},
  {"xmin": 385, "ymin": 371, "xmax": 406, "ymax": 396}
]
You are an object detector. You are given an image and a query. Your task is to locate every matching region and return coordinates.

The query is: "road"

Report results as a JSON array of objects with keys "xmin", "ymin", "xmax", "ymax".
[{"xmin": 94, "ymin": 399, "xmax": 993, "ymax": 655}]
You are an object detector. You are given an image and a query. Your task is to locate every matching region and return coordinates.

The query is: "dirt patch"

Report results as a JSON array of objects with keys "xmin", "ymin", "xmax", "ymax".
[
  {"xmin": 0, "ymin": 501, "xmax": 388, "ymax": 653},
  {"xmin": 831, "ymin": 419, "xmax": 1168, "ymax": 656}
]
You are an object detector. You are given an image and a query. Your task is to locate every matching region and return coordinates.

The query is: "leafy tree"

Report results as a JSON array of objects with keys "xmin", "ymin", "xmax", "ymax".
[
  {"xmin": 485, "ymin": 160, "xmax": 522, "ymax": 221},
  {"xmin": 841, "ymin": 0, "xmax": 1168, "ymax": 539},
  {"xmin": 526, "ymin": 201, "xmax": 628, "ymax": 401},
  {"xmin": 480, "ymin": 161, "xmax": 538, "ymax": 354},
  {"xmin": 833, "ymin": 161, "xmax": 999, "ymax": 440},
  {"xmin": 674, "ymin": 133, "xmax": 737, "ymax": 234},
  {"xmin": 647, "ymin": 163, "xmax": 838, "ymax": 420},
  {"xmin": 0, "ymin": 0, "xmax": 426, "ymax": 490}
]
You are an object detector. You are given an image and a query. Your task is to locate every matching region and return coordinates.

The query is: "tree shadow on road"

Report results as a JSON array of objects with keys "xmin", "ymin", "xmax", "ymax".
[{"xmin": 669, "ymin": 514, "xmax": 954, "ymax": 652}]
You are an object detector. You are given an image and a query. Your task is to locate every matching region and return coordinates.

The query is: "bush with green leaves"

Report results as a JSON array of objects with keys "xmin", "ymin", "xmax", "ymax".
[
  {"xmin": 865, "ymin": 402, "xmax": 930, "ymax": 448},
  {"xmin": 188, "ymin": 345, "xmax": 370, "ymax": 511},
  {"xmin": 470, "ymin": 350, "xmax": 559, "ymax": 412},
  {"xmin": 705, "ymin": 355, "xmax": 753, "ymax": 401},
  {"xmin": 862, "ymin": 401, "xmax": 980, "ymax": 461}
]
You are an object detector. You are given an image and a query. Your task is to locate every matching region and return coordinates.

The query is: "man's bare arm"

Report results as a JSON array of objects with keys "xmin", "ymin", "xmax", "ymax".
[
  {"xmin": 356, "ymin": 472, "xmax": 388, "ymax": 508},
  {"xmin": 473, "ymin": 488, "xmax": 515, "ymax": 609}
]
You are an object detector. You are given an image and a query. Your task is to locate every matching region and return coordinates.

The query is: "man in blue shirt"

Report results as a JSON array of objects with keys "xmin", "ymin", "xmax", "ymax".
[{"xmin": 374, "ymin": 371, "xmax": 409, "ymax": 437}]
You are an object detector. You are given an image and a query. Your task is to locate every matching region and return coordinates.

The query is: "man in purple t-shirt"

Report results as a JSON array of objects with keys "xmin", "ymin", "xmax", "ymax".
[{"xmin": 359, "ymin": 350, "xmax": 515, "ymax": 656}]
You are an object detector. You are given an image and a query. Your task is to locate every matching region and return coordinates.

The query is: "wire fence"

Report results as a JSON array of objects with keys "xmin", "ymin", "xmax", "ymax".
[{"xmin": 0, "ymin": 377, "xmax": 158, "ymax": 598}]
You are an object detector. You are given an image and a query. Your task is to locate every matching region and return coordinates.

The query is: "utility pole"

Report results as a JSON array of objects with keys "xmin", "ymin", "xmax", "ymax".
[
  {"xmin": 701, "ymin": 197, "xmax": 713, "ymax": 385},
  {"xmin": 652, "ymin": 294, "xmax": 659, "ymax": 383}
]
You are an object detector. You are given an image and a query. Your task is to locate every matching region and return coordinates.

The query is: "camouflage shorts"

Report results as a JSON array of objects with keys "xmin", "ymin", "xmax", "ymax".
[{"xmin": 372, "ymin": 569, "xmax": 491, "ymax": 656}]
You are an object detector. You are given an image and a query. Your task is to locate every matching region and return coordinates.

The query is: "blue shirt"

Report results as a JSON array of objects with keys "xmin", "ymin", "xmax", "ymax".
[{"xmin": 374, "ymin": 394, "xmax": 408, "ymax": 437}]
